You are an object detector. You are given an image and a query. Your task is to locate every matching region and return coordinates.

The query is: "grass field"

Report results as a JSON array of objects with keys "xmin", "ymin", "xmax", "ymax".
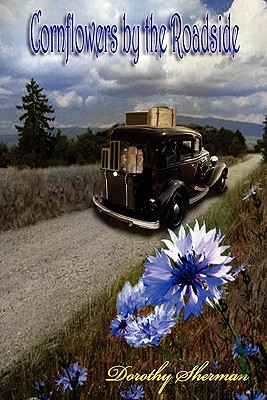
[
  {"xmin": 0, "ymin": 164, "xmax": 100, "ymax": 231},
  {"xmin": 0, "ymin": 160, "xmax": 266, "ymax": 400}
]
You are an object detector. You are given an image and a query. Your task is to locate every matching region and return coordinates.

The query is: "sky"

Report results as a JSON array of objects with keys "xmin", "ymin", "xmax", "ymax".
[{"xmin": 0, "ymin": 0, "xmax": 267, "ymax": 135}]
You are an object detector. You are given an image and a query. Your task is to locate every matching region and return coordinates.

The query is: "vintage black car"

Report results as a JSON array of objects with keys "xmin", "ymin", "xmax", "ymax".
[{"xmin": 93, "ymin": 108, "xmax": 228, "ymax": 229}]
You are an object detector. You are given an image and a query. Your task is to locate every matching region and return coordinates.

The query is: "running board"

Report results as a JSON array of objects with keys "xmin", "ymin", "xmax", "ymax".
[{"xmin": 189, "ymin": 185, "xmax": 209, "ymax": 204}]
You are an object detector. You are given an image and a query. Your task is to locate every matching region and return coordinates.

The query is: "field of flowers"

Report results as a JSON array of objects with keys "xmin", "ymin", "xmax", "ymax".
[{"xmin": 0, "ymin": 162, "xmax": 266, "ymax": 400}]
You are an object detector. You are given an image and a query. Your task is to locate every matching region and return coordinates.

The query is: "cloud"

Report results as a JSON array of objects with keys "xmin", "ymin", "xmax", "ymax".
[
  {"xmin": 0, "ymin": 76, "xmax": 12, "ymax": 98},
  {"xmin": 51, "ymin": 90, "xmax": 83, "ymax": 108},
  {"xmin": 85, "ymin": 95, "xmax": 95, "ymax": 106},
  {"xmin": 0, "ymin": 88, "xmax": 11, "ymax": 96}
]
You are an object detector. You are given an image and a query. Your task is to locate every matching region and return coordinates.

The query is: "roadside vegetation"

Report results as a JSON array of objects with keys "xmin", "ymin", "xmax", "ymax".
[
  {"xmin": 255, "ymin": 114, "xmax": 267, "ymax": 162},
  {"xmin": 0, "ymin": 155, "xmax": 243, "ymax": 232},
  {"xmin": 0, "ymin": 164, "xmax": 100, "ymax": 231},
  {"xmin": 0, "ymin": 162, "xmax": 266, "ymax": 400}
]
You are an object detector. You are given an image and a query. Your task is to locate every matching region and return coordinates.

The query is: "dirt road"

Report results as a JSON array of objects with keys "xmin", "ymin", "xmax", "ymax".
[{"xmin": 0, "ymin": 154, "xmax": 262, "ymax": 371}]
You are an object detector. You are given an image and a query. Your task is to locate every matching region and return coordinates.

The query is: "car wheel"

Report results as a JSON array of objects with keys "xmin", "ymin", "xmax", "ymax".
[
  {"xmin": 166, "ymin": 191, "xmax": 185, "ymax": 229},
  {"xmin": 215, "ymin": 173, "xmax": 227, "ymax": 194}
]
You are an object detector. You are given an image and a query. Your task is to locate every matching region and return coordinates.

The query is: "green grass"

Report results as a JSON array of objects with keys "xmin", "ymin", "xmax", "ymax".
[{"xmin": 0, "ymin": 163, "xmax": 266, "ymax": 400}]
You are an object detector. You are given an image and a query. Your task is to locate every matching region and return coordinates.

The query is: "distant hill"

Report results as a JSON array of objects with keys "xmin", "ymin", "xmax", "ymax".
[
  {"xmin": 0, "ymin": 126, "xmax": 99, "ymax": 146},
  {"xmin": 176, "ymin": 115, "xmax": 263, "ymax": 138},
  {"xmin": 0, "ymin": 117, "xmax": 263, "ymax": 146},
  {"xmin": 59, "ymin": 126, "xmax": 88, "ymax": 138},
  {"xmin": 0, "ymin": 134, "xmax": 18, "ymax": 146}
]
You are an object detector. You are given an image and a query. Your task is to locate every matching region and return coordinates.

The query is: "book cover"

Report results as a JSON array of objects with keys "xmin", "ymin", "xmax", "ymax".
[{"xmin": 0, "ymin": 1, "xmax": 266, "ymax": 399}]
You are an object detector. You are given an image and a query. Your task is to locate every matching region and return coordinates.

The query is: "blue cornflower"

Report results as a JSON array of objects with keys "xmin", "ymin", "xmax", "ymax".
[
  {"xmin": 143, "ymin": 221, "xmax": 235, "ymax": 320},
  {"xmin": 124, "ymin": 303, "xmax": 176, "ymax": 347},
  {"xmin": 212, "ymin": 361, "xmax": 220, "ymax": 370},
  {"xmin": 117, "ymin": 280, "xmax": 147, "ymax": 317},
  {"xmin": 243, "ymin": 183, "xmax": 261, "ymax": 201},
  {"xmin": 120, "ymin": 384, "xmax": 144, "ymax": 399},
  {"xmin": 35, "ymin": 380, "xmax": 45, "ymax": 391},
  {"xmin": 233, "ymin": 264, "xmax": 247, "ymax": 276},
  {"xmin": 34, "ymin": 379, "xmax": 50, "ymax": 400},
  {"xmin": 110, "ymin": 314, "xmax": 128, "ymax": 337},
  {"xmin": 56, "ymin": 362, "xmax": 87, "ymax": 392},
  {"xmin": 244, "ymin": 343, "xmax": 260, "ymax": 357},
  {"xmin": 233, "ymin": 337, "xmax": 260, "ymax": 359},
  {"xmin": 236, "ymin": 391, "xmax": 266, "ymax": 400},
  {"xmin": 110, "ymin": 281, "xmax": 148, "ymax": 337}
]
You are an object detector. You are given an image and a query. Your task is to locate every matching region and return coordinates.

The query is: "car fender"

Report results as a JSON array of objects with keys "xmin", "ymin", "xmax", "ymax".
[
  {"xmin": 207, "ymin": 162, "xmax": 228, "ymax": 187},
  {"xmin": 155, "ymin": 179, "xmax": 189, "ymax": 220}
]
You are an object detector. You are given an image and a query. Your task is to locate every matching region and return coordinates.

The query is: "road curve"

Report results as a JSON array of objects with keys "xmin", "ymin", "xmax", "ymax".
[{"xmin": 0, "ymin": 154, "xmax": 262, "ymax": 371}]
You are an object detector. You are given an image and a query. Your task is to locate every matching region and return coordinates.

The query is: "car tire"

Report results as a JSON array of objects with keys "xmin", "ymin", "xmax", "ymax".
[
  {"xmin": 165, "ymin": 191, "xmax": 185, "ymax": 229},
  {"xmin": 215, "ymin": 173, "xmax": 227, "ymax": 194}
]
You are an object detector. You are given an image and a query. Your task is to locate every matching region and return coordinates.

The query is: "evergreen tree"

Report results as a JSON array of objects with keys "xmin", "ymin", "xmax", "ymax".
[
  {"xmin": 74, "ymin": 128, "xmax": 96, "ymax": 164},
  {"xmin": 50, "ymin": 129, "xmax": 71, "ymax": 166},
  {"xmin": 8, "ymin": 145, "xmax": 21, "ymax": 167},
  {"xmin": 15, "ymin": 78, "xmax": 55, "ymax": 167},
  {"xmin": 233, "ymin": 129, "xmax": 247, "ymax": 157}
]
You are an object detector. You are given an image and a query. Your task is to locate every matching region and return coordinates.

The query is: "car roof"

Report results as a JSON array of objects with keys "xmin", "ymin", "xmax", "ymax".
[{"xmin": 111, "ymin": 125, "xmax": 201, "ymax": 144}]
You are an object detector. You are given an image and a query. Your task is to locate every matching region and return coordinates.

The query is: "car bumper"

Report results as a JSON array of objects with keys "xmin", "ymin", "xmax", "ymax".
[{"xmin": 93, "ymin": 196, "xmax": 160, "ymax": 229}]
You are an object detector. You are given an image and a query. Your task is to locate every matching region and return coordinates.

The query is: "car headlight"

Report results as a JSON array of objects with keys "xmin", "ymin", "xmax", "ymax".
[{"xmin": 210, "ymin": 156, "xmax": 218, "ymax": 166}]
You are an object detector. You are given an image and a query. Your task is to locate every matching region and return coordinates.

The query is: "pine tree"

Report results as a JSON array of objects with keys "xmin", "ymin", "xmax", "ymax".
[
  {"xmin": 15, "ymin": 78, "xmax": 55, "ymax": 167},
  {"xmin": 51, "ymin": 129, "xmax": 72, "ymax": 165},
  {"xmin": 74, "ymin": 128, "xmax": 95, "ymax": 164}
]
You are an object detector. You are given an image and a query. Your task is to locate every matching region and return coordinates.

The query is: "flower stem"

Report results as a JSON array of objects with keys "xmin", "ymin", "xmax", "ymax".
[
  {"xmin": 214, "ymin": 302, "xmax": 251, "ymax": 376},
  {"xmin": 155, "ymin": 344, "xmax": 193, "ymax": 367}
]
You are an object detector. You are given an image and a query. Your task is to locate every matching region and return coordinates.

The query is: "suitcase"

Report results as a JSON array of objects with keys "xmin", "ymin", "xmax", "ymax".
[{"xmin": 125, "ymin": 107, "xmax": 176, "ymax": 128}]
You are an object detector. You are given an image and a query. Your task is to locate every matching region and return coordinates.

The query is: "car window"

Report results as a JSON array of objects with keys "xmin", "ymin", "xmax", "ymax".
[
  {"xmin": 166, "ymin": 143, "xmax": 178, "ymax": 165},
  {"xmin": 193, "ymin": 139, "xmax": 201, "ymax": 156},
  {"xmin": 180, "ymin": 140, "xmax": 192, "ymax": 161},
  {"xmin": 160, "ymin": 139, "xmax": 196, "ymax": 167},
  {"xmin": 164, "ymin": 142, "xmax": 179, "ymax": 166}
]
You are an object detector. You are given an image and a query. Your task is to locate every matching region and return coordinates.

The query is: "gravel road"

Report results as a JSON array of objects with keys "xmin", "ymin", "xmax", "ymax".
[{"xmin": 0, "ymin": 154, "xmax": 262, "ymax": 371}]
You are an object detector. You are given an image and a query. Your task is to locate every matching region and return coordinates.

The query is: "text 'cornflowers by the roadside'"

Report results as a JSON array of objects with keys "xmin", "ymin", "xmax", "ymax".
[{"xmin": 111, "ymin": 220, "xmax": 236, "ymax": 348}]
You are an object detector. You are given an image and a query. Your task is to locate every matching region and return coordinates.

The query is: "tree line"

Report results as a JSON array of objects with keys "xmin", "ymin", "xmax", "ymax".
[
  {"xmin": 255, "ymin": 115, "xmax": 267, "ymax": 162},
  {"xmin": 187, "ymin": 124, "xmax": 247, "ymax": 157},
  {"xmin": 0, "ymin": 79, "xmax": 112, "ymax": 168},
  {"xmin": 0, "ymin": 127, "xmax": 112, "ymax": 168},
  {"xmin": 1, "ymin": 78, "xmax": 262, "ymax": 169}
]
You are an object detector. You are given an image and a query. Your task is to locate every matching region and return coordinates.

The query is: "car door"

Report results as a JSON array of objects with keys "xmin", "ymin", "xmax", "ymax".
[{"xmin": 177, "ymin": 139, "xmax": 199, "ymax": 184}]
